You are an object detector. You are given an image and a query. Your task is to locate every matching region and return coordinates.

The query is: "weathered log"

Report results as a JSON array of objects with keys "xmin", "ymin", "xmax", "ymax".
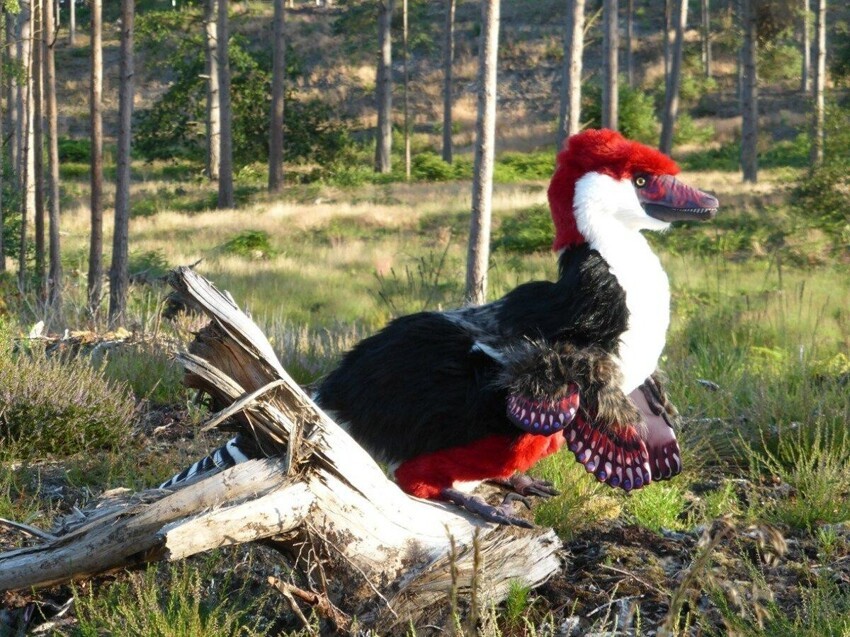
[{"xmin": 0, "ymin": 268, "xmax": 562, "ymax": 630}]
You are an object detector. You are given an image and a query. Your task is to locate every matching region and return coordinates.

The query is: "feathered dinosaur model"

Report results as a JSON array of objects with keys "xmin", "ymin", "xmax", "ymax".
[{"xmin": 162, "ymin": 129, "xmax": 718, "ymax": 527}]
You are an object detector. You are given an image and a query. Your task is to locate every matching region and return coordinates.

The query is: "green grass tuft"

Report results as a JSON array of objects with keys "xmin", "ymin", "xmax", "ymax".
[
  {"xmin": 74, "ymin": 555, "xmax": 273, "ymax": 637},
  {"xmin": 99, "ymin": 342, "xmax": 187, "ymax": 406},
  {"xmin": 533, "ymin": 455, "xmax": 621, "ymax": 539},
  {"xmin": 624, "ymin": 482, "xmax": 688, "ymax": 533},
  {"xmin": 746, "ymin": 422, "xmax": 850, "ymax": 529},
  {"xmin": 217, "ymin": 230, "xmax": 277, "ymax": 260}
]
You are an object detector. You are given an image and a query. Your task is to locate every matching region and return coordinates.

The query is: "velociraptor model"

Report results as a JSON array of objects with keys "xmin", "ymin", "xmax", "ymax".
[{"xmin": 162, "ymin": 128, "xmax": 719, "ymax": 528}]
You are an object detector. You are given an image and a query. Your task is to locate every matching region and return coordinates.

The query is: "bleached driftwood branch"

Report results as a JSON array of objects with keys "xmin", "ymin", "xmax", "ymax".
[{"xmin": 0, "ymin": 268, "xmax": 562, "ymax": 630}]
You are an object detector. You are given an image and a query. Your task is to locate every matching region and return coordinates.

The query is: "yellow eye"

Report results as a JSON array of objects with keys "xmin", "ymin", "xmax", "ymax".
[{"xmin": 634, "ymin": 176, "xmax": 647, "ymax": 188}]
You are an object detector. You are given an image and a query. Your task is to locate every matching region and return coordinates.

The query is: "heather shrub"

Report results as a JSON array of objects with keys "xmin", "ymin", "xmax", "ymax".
[{"xmin": 0, "ymin": 335, "xmax": 135, "ymax": 459}]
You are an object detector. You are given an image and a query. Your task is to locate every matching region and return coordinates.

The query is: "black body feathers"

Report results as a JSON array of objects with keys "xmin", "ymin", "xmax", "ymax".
[{"xmin": 315, "ymin": 245, "xmax": 629, "ymax": 464}]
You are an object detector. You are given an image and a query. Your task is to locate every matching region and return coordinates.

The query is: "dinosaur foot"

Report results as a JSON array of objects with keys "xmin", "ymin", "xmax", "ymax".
[
  {"xmin": 489, "ymin": 472, "xmax": 559, "ymax": 498},
  {"xmin": 440, "ymin": 487, "xmax": 534, "ymax": 529}
]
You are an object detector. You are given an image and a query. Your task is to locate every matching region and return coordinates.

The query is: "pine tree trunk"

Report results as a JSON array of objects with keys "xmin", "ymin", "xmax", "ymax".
[
  {"xmin": 441, "ymin": 0, "xmax": 455, "ymax": 164},
  {"xmin": 88, "ymin": 0, "xmax": 104, "ymax": 313},
  {"xmin": 557, "ymin": 0, "xmax": 585, "ymax": 149},
  {"xmin": 33, "ymin": 0, "xmax": 45, "ymax": 295},
  {"xmin": 18, "ymin": 1, "xmax": 36, "ymax": 233},
  {"xmin": 217, "ymin": 0, "xmax": 234, "ymax": 208},
  {"xmin": 205, "ymin": 0, "xmax": 220, "ymax": 181},
  {"xmin": 800, "ymin": 0, "xmax": 811, "ymax": 93},
  {"xmin": 740, "ymin": 0, "xmax": 758, "ymax": 183},
  {"xmin": 268, "ymin": 0, "xmax": 285, "ymax": 193},
  {"xmin": 69, "ymin": 0, "xmax": 75, "ymax": 45},
  {"xmin": 44, "ymin": 0, "xmax": 61, "ymax": 309},
  {"xmin": 625, "ymin": 0, "xmax": 633, "ymax": 88},
  {"xmin": 701, "ymin": 0, "xmax": 711, "ymax": 78},
  {"xmin": 374, "ymin": 0, "xmax": 393, "ymax": 174},
  {"xmin": 0, "ymin": 18, "xmax": 5, "ymax": 273},
  {"xmin": 809, "ymin": 0, "xmax": 826, "ymax": 169},
  {"xmin": 601, "ymin": 0, "xmax": 618, "ymax": 130},
  {"xmin": 5, "ymin": 15, "xmax": 17, "ymax": 179},
  {"xmin": 109, "ymin": 0, "xmax": 135, "ymax": 327},
  {"xmin": 664, "ymin": 0, "xmax": 671, "ymax": 83},
  {"xmin": 465, "ymin": 0, "xmax": 500, "ymax": 307},
  {"xmin": 17, "ymin": 3, "xmax": 33, "ymax": 291},
  {"xmin": 659, "ymin": 0, "xmax": 688, "ymax": 154},
  {"xmin": 402, "ymin": 0, "xmax": 410, "ymax": 180}
]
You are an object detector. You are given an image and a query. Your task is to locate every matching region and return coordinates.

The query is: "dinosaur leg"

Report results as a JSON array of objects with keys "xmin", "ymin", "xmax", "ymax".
[
  {"xmin": 489, "ymin": 473, "xmax": 560, "ymax": 498},
  {"xmin": 393, "ymin": 432, "xmax": 565, "ymax": 527}
]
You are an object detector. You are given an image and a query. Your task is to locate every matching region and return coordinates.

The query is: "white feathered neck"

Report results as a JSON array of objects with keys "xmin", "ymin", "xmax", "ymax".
[{"xmin": 571, "ymin": 172, "xmax": 671, "ymax": 393}]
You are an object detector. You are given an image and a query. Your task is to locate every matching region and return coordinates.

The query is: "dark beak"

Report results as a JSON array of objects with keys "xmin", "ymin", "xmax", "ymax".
[{"xmin": 637, "ymin": 174, "xmax": 718, "ymax": 223}]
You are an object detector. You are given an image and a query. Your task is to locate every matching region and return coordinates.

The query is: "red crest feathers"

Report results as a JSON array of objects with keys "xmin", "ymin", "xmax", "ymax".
[{"xmin": 547, "ymin": 129, "xmax": 680, "ymax": 251}]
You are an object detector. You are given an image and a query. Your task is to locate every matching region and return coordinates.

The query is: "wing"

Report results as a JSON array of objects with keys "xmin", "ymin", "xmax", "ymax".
[
  {"xmin": 565, "ymin": 374, "xmax": 682, "ymax": 491},
  {"xmin": 506, "ymin": 389, "xmax": 580, "ymax": 435},
  {"xmin": 632, "ymin": 374, "xmax": 681, "ymax": 481},
  {"xmin": 499, "ymin": 339, "xmax": 681, "ymax": 491},
  {"xmin": 500, "ymin": 338, "xmax": 627, "ymax": 436}
]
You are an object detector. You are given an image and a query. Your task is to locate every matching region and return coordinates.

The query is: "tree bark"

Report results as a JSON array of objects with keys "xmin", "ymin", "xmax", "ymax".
[
  {"xmin": 33, "ymin": 0, "xmax": 45, "ymax": 294},
  {"xmin": 268, "ymin": 0, "xmax": 285, "ymax": 192},
  {"xmin": 558, "ymin": 0, "xmax": 585, "ymax": 149},
  {"xmin": 4, "ymin": 15, "xmax": 16, "ymax": 185},
  {"xmin": 217, "ymin": 0, "xmax": 234, "ymax": 208},
  {"xmin": 17, "ymin": 2, "xmax": 33, "ymax": 291},
  {"xmin": 109, "ymin": 0, "xmax": 135, "ymax": 327},
  {"xmin": 664, "ymin": 0, "xmax": 672, "ymax": 83},
  {"xmin": 465, "ymin": 0, "xmax": 500, "ymax": 306},
  {"xmin": 0, "ymin": 17, "xmax": 5, "ymax": 272},
  {"xmin": 88, "ymin": 0, "xmax": 104, "ymax": 314},
  {"xmin": 809, "ymin": 0, "xmax": 826, "ymax": 169},
  {"xmin": 441, "ymin": 0, "xmax": 455, "ymax": 164},
  {"xmin": 69, "ymin": 0, "xmax": 75, "ymax": 45},
  {"xmin": 374, "ymin": 0, "xmax": 393, "ymax": 174},
  {"xmin": 8, "ymin": 12, "xmax": 20, "ymax": 180},
  {"xmin": 402, "ymin": 0, "xmax": 410, "ymax": 180},
  {"xmin": 601, "ymin": 0, "xmax": 618, "ymax": 130},
  {"xmin": 800, "ymin": 0, "xmax": 811, "ymax": 93},
  {"xmin": 44, "ymin": 0, "xmax": 61, "ymax": 309},
  {"xmin": 0, "ymin": 268, "xmax": 562, "ymax": 633},
  {"xmin": 659, "ymin": 0, "xmax": 688, "ymax": 154},
  {"xmin": 205, "ymin": 0, "xmax": 220, "ymax": 181},
  {"xmin": 740, "ymin": 0, "xmax": 758, "ymax": 183},
  {"xmin": 625, "ymin": 0, "xmax": 633, "ymax": 87},
  {"xmin": 18, "ymin": 1, "xmax": 36, "ymax": 238},
  {"xmin": 701, "ymin": 0, "xmax": 711, "ymax": 78}
]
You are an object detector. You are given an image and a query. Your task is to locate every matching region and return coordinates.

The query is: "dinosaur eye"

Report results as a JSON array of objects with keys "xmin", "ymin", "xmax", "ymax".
[{"xmin": 634, "ymin": 175, "xmax": 647, "ymax": 188}]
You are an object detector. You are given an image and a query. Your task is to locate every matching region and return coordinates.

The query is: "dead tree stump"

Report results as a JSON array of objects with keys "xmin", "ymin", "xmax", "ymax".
[{"xmin": 0, "ymin": 268, "xmax": 562, "ymax": 631}]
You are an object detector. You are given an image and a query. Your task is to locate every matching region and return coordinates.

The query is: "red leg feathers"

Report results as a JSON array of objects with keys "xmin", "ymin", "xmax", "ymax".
[{"xmin": 394, "ymin": 432, "xmax": 565, "ymax": 500}]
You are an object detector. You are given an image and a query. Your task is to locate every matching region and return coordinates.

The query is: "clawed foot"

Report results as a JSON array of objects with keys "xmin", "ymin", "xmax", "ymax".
[
  {"xmin": 489, "ymin": 472, "xmax": 559, "ymax": 498},
  {"xmin": 440, "ymin": 487, "xmax": 534, "ymax": 528}
]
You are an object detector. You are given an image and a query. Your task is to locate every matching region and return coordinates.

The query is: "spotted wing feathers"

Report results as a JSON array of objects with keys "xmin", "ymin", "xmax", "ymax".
[
  {"xmin": 566, "ymin": 415, "xmax": 652, "ymax": 491},
  {"xmin": 631, "ymin": 374, "xmax": 682, "ymax": 481},
  {"xmin": 506, "ymin": 389, "xmax": 580, "ymax": 435},
  {"xmin": 500, "ymin": 339, "xmax": 682, "ymax": 492},
  {"xmin": 568, "ymin": 374, "xmax": 682, "ymax": 492}
]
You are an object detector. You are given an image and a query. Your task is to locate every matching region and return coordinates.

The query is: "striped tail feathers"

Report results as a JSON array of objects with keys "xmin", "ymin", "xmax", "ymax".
[{"xmin": 159, "ymin": 435, "xmax": 255, "ymax": 489}]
